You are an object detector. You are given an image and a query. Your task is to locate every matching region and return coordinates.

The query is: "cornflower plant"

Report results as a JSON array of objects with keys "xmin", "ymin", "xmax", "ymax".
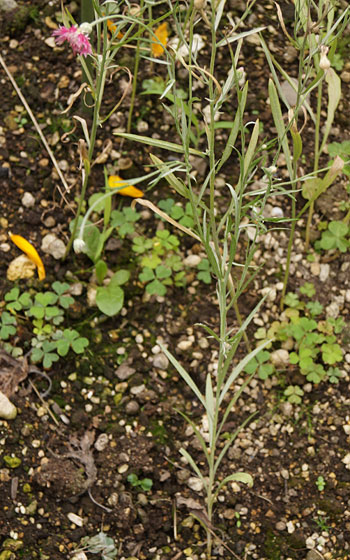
[
  {"xmin": 52, "ymin": 0, "xmax": 171, "ymax": 257},
  {"xmin": 260, "ymin": 0, "xmax": 350, "ymax": 308},
  {"xmin": 109, "ymin": 0, "xmax": 292, "ymax": 556}
]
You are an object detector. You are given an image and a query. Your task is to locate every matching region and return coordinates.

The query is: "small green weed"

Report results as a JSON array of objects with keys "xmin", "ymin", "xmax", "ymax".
[
  {"xmin": 1, "ymin": 282, "xmax": 89, "ymax": 369},
  {"xmin": 127, "ymin": 473, "xmax": 153, "ymax": 492},
  {"xmin": 134, "ymin": 228, "xmax": 187, "ymax": 296},
  {"xmin": 255, "ymin": 282, "xmax": 345, "ymax": 391},
  {"xmin": 316, "ymin": 476, "xmax": 326, "ymax": 491},
  {"xmin": 316, "ymin": 220, "xmax": 349, "ymax": 253}
]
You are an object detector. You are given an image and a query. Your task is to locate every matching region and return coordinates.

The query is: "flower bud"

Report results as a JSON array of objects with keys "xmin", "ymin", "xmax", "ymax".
[
  {"xmin": 319, "ymin": 45, "xmax": 331, "ymax": 71},
  {"xmin": 194, "ymin": 0, "xmax": 206, "ymax": 9},
  {"xmin": 79, "ymin": 22, "xmax": 93, "ymax": 36},
  {"xmin": 73, "ymin": 239, "xmax": 87, "ymax": 254}
]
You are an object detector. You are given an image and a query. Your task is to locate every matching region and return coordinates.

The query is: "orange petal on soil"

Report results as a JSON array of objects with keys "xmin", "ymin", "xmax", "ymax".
[
  {"xmin": 9, "ymin": 233, "xmax": 46, "ymax": 281},
  {"xmin": 151, "ymin": 22, "xmax": 168, "ymax": 58},
  {"xmin": 108, "ymin": 175, "xmax": 144, "ymax": 198}
]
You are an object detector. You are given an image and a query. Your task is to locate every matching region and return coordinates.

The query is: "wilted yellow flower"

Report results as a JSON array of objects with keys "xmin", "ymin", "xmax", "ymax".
[
  {"xmin": 151, "ymin": 22, "xmax": 168, "ymax": 58},
  {"xmin": 108, "ymin": 175, "xmax": 144, "ymax": 197},
  {"xmin": 9, "ymin": 233, "xmax": 46, "ymax": 281}
]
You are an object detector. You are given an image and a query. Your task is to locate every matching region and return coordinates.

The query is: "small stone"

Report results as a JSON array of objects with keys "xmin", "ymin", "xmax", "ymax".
[
  {"xmin": 94, "ymin": 433, "xmax": 109, "ymax": 451},
  {"xmin": 270, "ymin": 206, "xmax": 284, "ymax": 218},
  {"xmin": 177, "ymin": 339, "xmax": 193, "ymax": 351},
  {"xmin": 87, "ymin": 286, "xmax": 97, "ymax": 307},
  {"xmin": 41, "ymin": 234, "xmax": 66, "ymax": 259},
  {"xmin": 137, "ymin": 120, "xmax": 149, "ymax": 133},
  {"xmin": 130, "ymin": 384, "xmax": 145, "ymax": 396},
  {"xmin": 183, "ymin": 254, "xmax": 201, "ymax": 267},
  {"xmin": 342, "ymin": 453, "xmax": 350, "ymax": 466},
  {"xmin": 43, "ymin": 216, "xmax": 56, "ymax": 228},
  {"xmin": 319, "ymin": 264, "xmax": 330, "ymax": 282},
  {"xmin": 310, "ymin": 262, "xmax": 320, "ymax": 276},
  {"xmin": 7, "ymin": 255, "xmax": 36, "ymax": 281},
  {"xmin": 115, "ymin": 363, "xmax": 135, "ymax": 380},
  {"xmin": 340, "ymin": 71, "xmax": 350, "ymax": 83},
  {"xmin": 0, "ymin": 391, "xmax": 17, "ymax": 420},
  {"xmin": 325, "ymin": 302, "xmax": 339, "ymax": 319},
  {"xmin": 125, "ymin": 400, "xmax": 139, "ymax": 414},
  {"xmin": 72, "ymin": 552, "xmax": 88, "ymax": 560},
  {"xmin": 276, "ymin": 521, "xmax": 286, "ymax": 531},
  {"xmin": 306, "ymin": 550, "xmax": 324, "ymax": 560},
  {"xmin": 187, "ymin": 476, "xmax": 204, "ymax": 492},
  {"xmin": 222, "ymin": 508, "xmax": 236, "ymax": 520},
  {"xmin": 21, "ymin": 192, "xmax": 35, "ymax": 208},
  {"xmin": 0, "ymin": 0, "xmax": 18, "ymax": 12},
  {"xmin": 44, "ymin": 37, "xmax": 57, "ymax": 49},
  {"xmin": 260, "ymin": 286, "xmax": 277, "ymax": 302},
  {"xmin": 67, "ymin": 512, "xmax": 84, "ymax": 527},
  {"xmin": 198, "ymin": 337, "xmax": 209, "ymax": 349},
  {"xmin": 280, "ymin": 401, "xmax": 293, "ymax": 417},
  {"xmin": 152, "ymin": 353, "xmax": 169, "ymax": 370},
  {"xmin": 270, "ymin": 349, "xmax": 289, "ymax": 367}
]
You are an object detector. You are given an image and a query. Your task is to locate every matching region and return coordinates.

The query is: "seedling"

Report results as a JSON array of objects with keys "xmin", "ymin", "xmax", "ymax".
[
  {"xmin": 127, "ymin": 473, "xmax": 153, "ymax": 492},
  {"xmin": 316, "ymin": 476, "xmax": 326, "ymax": 491},
  {"xmin": 284, "ymin": 385, "xmax": 304, "ymax": 404}
]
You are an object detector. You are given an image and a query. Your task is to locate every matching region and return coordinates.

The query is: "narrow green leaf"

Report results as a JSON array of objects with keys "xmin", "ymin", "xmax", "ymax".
[
  {"xmin": 214, "ymin": 472, "xmax": 253, "ymax": 498},
  {"xmin": 149, "ymin": 154, "xmax": 190, "ymax": 199},
  {"xmin": 216, "ymin": 27, "xmax": 266, "ymax": 47},
  {"xmin": 321, "ymin": 68, "xmax": 341, "ymax": 152},
  {"xmin": 159, "ymin": 343, "xmax": 206, "ymax": 409},
  {"xmin": 219, "ymin": 339, "xmax": 272, "ymax": 406},
  {"xmin": 268, "ymin": 79, "xmax": 293, "ymax": 178},
  {"xmin": 217, "ymin": 81, "xmax": 248, "ymax": 172},
  {"xmin": 243, "ymin": 119, "xmax": 260, "ymax": 178},
  {"xmin": 179, "ymin": 448, "xmax": 208, "ymax": 490},
  {"xmin": 113, "ymin": 132, "xmax": 205, "ymax": 157}
]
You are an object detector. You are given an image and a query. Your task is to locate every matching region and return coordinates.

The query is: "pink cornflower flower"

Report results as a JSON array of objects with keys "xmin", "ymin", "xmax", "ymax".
[{"xmin": 52, "ymin": 25, "xmax": 92, "ymax": 57}]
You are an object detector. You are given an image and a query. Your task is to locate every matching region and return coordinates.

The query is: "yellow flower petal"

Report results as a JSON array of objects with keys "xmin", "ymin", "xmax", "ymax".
[
  {"xmin": 9, "ymin": 233, "xmax": 46, "ymax": 281},
  {"xmin": 151, "ymin": 22, "xmax": 168, "ymax": 58},
  {"xmin": 107, "ymin": 19, "xmax": 124, "ymax": 39},
  {"xmin": 108, "ymin": 175, "xmax": 144, "ymax": 198}
]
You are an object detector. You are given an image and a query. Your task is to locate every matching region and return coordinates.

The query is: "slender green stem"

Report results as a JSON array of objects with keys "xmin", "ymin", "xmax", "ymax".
[
  {"xmin": 127, "ymin": 0, "xmax": 144, "ymax": 133},
  {"xmin": 305, "ymin": 79, "xmax": 322, "ymax": 249},
  {"xmin": 65, "ymin": 47, "xmax": 108, "ymax": 257}
]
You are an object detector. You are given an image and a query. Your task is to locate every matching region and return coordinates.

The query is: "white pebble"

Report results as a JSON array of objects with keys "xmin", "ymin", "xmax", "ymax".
[
  {"xmin": 0, "ymin": 391, "xmax": 17, "ymax": 420},
  {"xmin": 67, "ymin": 513, "xmax": 84, "ymax": 527},
  {"xmin": 187, "ymin": 476, "xmax": 204, "ymax": 492},
  {"xmin": 183, "ymin": 254, "xmax": 201, "ymax": 267},
  {"xmin": 319, "ymin": 264, "xmax": 330, "ymax": 282},
  {"xmin": 41, "ymin": 234, "xmax": 66, "ymax": 259},
  {"xmin": 21, "ymin": 192, "xmax": 35, "ymax": 208}
]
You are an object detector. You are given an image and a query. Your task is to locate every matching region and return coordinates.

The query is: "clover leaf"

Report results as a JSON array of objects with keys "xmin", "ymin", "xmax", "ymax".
[{"xmin": 320, "ymin": 221, "xmax": 349, "ymax": 252}]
